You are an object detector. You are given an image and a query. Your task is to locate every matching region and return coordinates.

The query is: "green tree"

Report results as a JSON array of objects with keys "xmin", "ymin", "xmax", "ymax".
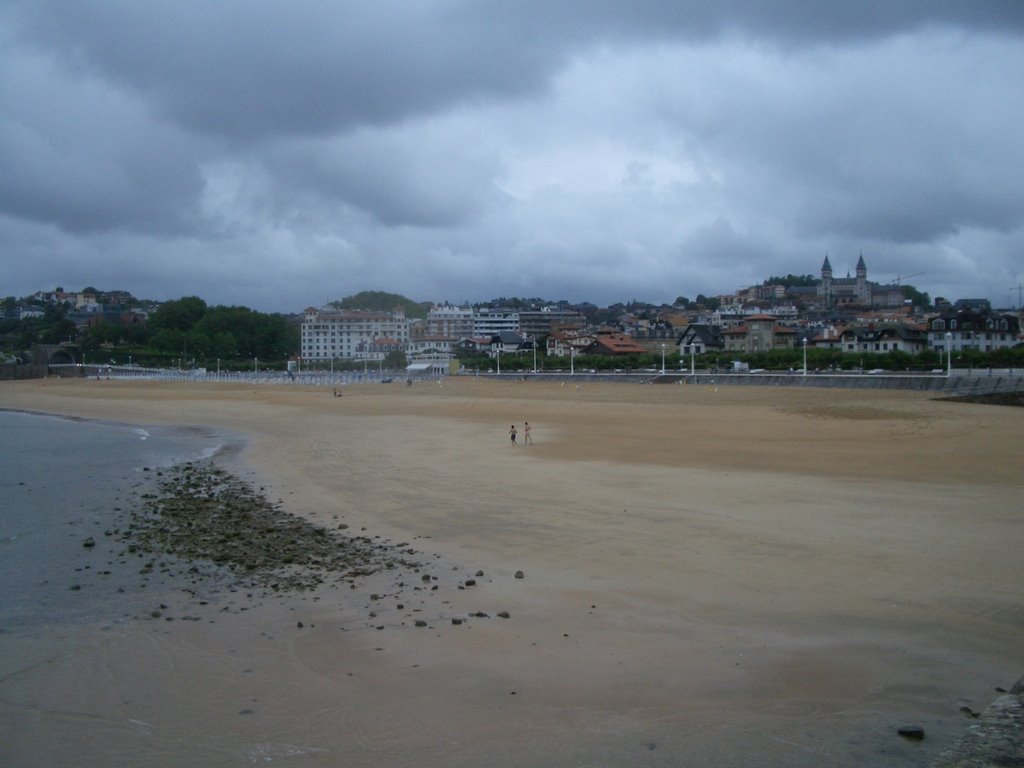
[
  {"xmin": 383, "ymin": 349, "xmax": 407, "ymax": 369},
  {"xmin": 765, "ymin": 274, "xmax": 816, "ymax": 288},
  {"xmin": 150, "ymin": 328, "xmax": 186, "ymax": 354},
  {"xmin": 331, "ymin": 291, "xmax": 428, "ymax": 320},
  {"xmin": 902, "ymin": 285, "xmax": 930, "ymax": 308},
  {"xmin": 694, "ymin": 294, "xmax": 721, "ymax": 310},
  {"xmin": 210, "ymin": 331, "xmax": 237, "ymax": 359},
  {"xmin": 149, "ymin": 296, "xmax": 208, "ymax": 333}
]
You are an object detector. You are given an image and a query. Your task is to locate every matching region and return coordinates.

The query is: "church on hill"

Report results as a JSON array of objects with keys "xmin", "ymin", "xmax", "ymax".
[{"xmin": 816, "ymin": 254, "xmax": 905, "ymax": 309}]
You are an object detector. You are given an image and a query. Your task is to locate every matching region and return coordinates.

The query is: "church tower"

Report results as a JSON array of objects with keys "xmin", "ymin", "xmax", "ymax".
[
  {"xmin": 818, "ymin": 255, "xmax": 833, "ymax": 305},
  {"xmin": 855, "ymin": 253, "xmax": 868, "ymax": 304}
]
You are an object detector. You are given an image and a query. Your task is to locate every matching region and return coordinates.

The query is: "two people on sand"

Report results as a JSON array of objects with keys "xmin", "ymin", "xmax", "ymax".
[{"xmin": 509, "ymin": 422, "xmax": 533, "ymax": 446}]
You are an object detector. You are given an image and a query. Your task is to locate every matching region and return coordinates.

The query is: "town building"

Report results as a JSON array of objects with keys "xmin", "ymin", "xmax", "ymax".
[
  {"xmin": 834, "ymin": 324, "xmax": 928, "ymax": 355},
  {"xmin": 300, "ymin": 307, "xmax": 410, "ymax": 361},
  {"xmin": 518, "ymin": 307, "xmax": 585, "ymax": 339},
  {"xmin": 546, "ymin": 328, "xmax": 596, "ymax": 358},
  {"xmin": 928, "ymin": 308, "xmax": 1021, "ymax": 353},
  {"xmin": 722, "ymin": 315, "xmax": 799, "ymax": 353},
  {"xmin": 407, "ymin": 336, "xmax": 456, "ymax": 360},
  {"xmin": 472, "ymin": 308, "xmax": 520, "ymax": 337},
  {"xmin": 425, "ymin": 304, "xmax": 474, "ymax": 339},
  {"xmin": 677, "ymin": 324, "xmax": 725, "ymax": 354},
  {"xmin": 585, "ymin": 330, "xmax": 649, "ymax": 357},
  {"xmin": 817, "ymin": 255, "xmax": 906, "ymax": 309}
]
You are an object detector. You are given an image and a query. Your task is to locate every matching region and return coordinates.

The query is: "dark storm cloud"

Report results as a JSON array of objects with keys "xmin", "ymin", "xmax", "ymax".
[
  {"xmin": 10, "ymin": 1, "xmax": 1023, "ymax": 141},
  {"xmin": 0, "ymin": 30, "xmax": 205, "ymax": 234},
  {"xmin": 267, "ymin": 127, "xmax": 509, "ymax": 228},
  {"xmin": 1, "ymin": 0, "xmax": 1022, "ymax": 309},
  {"xmin": 7, "ymin": 0, "xmax": 565, "ymax": 140}
]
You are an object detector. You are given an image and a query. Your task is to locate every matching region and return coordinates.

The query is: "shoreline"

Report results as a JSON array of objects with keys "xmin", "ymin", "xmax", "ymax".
[{"xmin": 1, "ymin": 377, "xmax": 1022, "ymax": 767}]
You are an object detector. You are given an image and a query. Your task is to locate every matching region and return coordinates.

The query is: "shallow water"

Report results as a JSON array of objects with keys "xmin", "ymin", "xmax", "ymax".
[{"xmin": 0, "ymin": 410, "xmax": 233, "ymax": 629}]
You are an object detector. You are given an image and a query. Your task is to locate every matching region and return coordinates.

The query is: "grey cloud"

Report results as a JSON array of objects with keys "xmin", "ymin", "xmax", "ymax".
[
  {"xmin": 8, "ymin": 1, "xmax": 565, "ymax": 140},
  {"xmin": 0, "ymin": 37, "xmax": 205, "ymax": 234},
  {"xmin": 11, "ymin": 1, "xmax": 1023, "ymax": 144},
  {"xmin": 1, "ymin": 1, "xmax": 1022, "ymax": 310},
  {"xmin": 268, "ymin": 127, "xmax": 509, "ymax": 228}
]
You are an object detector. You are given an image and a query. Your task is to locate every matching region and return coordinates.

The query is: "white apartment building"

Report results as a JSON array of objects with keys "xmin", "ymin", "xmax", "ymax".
[
  {"xmin": 473, "ymin": 308, "xmax": 520, "ymax": 337},
  {"xmin": 426, "ymin": 304, "xmax": 474, "ymax": 339},
  {"xmin": 301, "ymin": 307, "xmax": 410, "ymax": 361}
]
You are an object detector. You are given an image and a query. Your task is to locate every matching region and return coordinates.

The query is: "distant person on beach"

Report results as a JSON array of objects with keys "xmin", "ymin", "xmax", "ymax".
[
  {"xmin": 509, "ymin": 424, "xmax": 517, "ymax": 446},
  {"xmin": 524, "ymin": 421, "xmax": 532, "ymax": 444}
]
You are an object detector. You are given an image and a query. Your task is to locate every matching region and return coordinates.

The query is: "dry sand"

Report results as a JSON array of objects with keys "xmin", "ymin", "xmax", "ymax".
[{"xmin": 1, "ymin": 376, "xmax": 1022, "ymax": 767}]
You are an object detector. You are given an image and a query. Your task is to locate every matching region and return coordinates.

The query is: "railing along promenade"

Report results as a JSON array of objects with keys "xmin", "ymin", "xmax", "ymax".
[
  {"xmin": 50, "ymin": 365, "xmax": 388, "ymax": 387},
  {"xmin": 46, "ymin": 364, "xmax": 1024, "ymax": 395},
  {"xmin": 473, "ymin": 368, "xmax": 1024, "ymax": 395}
]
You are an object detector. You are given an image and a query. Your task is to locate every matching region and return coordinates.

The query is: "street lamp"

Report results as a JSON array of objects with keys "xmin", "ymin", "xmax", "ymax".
[
  {"xmin": 570, "ymin": 346, "xmax": 575, "ymax": 376},
  {"xmin": 496, "ymin": 345, "xmax": 501, "ymax": 375},
  {"xmin": 531, "ymin": 338, "xmax": 537, "ymax": 372},
  {"xmin": 689, "ymin": 344, "xmax": 695, "ymax": 376},
  {"xmin": 660, "ymin": 343, "xmax": 666, "ymax": 374},
  {"xmin": 802, "ymin": 337, "xmax": 808, "ymax": 376},
  {"xmin": 945, "ymin": 331, "xmax": 953, "ymax": 377},
  {"xmin": 253, "ymin": 356, "xmax": 258, "ymax": 373}
]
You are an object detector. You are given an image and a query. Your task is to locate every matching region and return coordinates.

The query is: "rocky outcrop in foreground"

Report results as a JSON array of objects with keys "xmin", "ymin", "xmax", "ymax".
[{"xmin": 122, "ymin": 461, "xmax": 421, "ymax": 594}]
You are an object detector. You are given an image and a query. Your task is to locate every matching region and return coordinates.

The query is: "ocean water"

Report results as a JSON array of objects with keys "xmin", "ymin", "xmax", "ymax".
[{"xmin": 0, "ymin": 410, "xmax": 236, "ymax": 630}]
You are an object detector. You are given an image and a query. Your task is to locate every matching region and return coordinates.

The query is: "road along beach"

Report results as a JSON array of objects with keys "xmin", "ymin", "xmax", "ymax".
[{"xmin": 1, "ymin": 376, "xmax": 1021, "ymax": 767}]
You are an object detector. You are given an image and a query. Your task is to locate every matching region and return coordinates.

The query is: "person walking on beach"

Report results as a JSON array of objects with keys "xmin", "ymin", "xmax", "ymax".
[
  {"xmin": 509, "ymin": 424, "xmax": 517, "ymax": 446},
  {"xmin": 523, "ymin": 421, "xmax": 532, "ymax": 445}
]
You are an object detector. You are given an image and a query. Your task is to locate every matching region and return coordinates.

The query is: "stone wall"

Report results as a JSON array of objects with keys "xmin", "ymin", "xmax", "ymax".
[{"xmin": 931, "ymin": 676, "xmax": 1023, "ymax": 767}]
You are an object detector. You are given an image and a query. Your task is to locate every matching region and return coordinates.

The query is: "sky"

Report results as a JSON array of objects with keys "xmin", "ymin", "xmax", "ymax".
[{"xmin": 2, "ymin": 1, "xmax": 1023, "ymax": 314}]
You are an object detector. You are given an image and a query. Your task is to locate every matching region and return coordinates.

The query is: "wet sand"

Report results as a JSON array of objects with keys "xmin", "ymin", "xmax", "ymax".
[{"xmin": 1, "ymin": 376, "xmax": 1022, "ymax": 767}]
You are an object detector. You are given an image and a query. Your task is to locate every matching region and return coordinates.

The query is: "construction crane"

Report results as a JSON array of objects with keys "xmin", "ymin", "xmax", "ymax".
[{"xmin": 894, "ymin": 272, "xmax": 924, "ymax": 285}]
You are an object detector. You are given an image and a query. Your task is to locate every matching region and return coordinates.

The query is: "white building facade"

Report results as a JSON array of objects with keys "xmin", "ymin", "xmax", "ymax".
[
  {"xmin": 473, "ymin": 308, "xmax": 520, "ymax": 337},
  {"xmin": 301, "ymin": 307, "xmax": 410, "ymax": 361},
  {"xmin": 426, "ymin": 304, "xmax": 474, "ymax": 339}
]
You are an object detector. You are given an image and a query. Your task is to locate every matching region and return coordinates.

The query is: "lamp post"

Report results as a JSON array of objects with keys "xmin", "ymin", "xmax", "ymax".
[
  {"xmin": 802, "ymin": 337, "xmax": 808, "ymax": 376},
  {"xmin": 496, "ymin": 345, "xmax": 501, "ymax": 375},
  {"xmin": 660, "ymin": 343, "xmax": 666, "ymax": 374},
  {"xmin": 570, "ymin": 346, "xmax": 575, "ymax": 376},
  {"xmin": 532, "ymin": 338, "xmax": 537, "ymax": 372},
  {"xmin": 690, "ymin": 344, "xmax": 695, "ymax": 376},
  {"xmin": 253, "ymin": 357, "xmax": 257, "ymax": 373},
  {"xmin": 945, "ymin": 332, "xmax": 953, "ymax": 377}
]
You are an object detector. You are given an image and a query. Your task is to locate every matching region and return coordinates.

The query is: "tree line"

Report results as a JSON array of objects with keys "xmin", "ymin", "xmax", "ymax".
[{"xmin": 1, "ymin": 297, "xmax": 298, "ymax": 369}]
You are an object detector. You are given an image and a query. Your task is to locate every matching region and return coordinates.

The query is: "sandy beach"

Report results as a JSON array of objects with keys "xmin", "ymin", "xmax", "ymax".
[{"xmin": 1, "ymin": 376, "xmax": 1021, "ymax": 767}]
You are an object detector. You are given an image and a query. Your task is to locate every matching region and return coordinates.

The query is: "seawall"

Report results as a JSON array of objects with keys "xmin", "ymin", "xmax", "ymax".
[{"xmin": 930, "ymin": 676, "xmax": 1024, "ymax": 767}]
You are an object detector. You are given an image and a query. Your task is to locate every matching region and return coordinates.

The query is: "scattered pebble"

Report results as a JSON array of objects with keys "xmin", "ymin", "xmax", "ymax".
[{"xmin": 897, "ymin": 726, "xmax": 925, "ymax": 740}]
